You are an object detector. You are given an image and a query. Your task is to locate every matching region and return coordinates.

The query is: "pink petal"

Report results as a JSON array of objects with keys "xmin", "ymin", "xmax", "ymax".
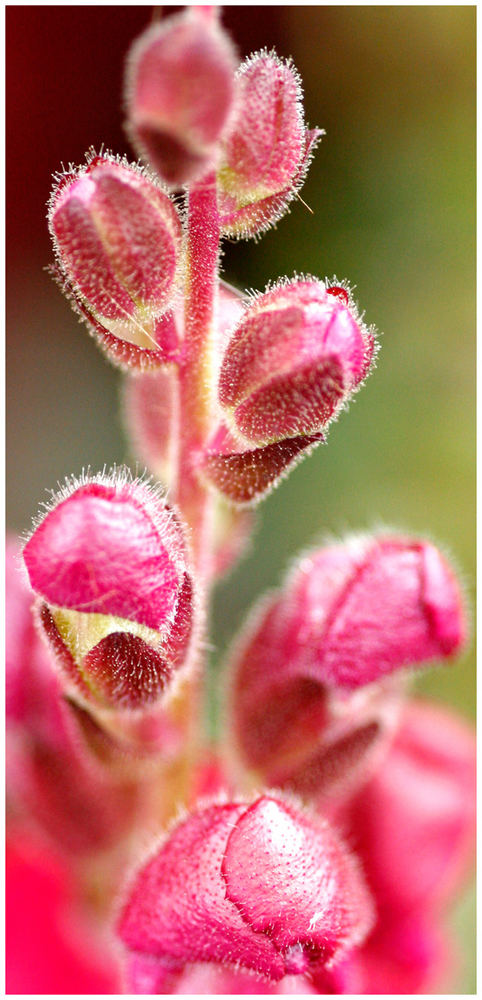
[
  {"xmin": 336, "ymin": 700, "xmax": 476, "ymax": 915},
  {"xmin": 24, "ymin": 479, "xmax": 183, "ymax": 631},
  {"xmin": 119, "ymin": 802, "xmax": 284, "ymax": 981},
  {"xmin": 6, "ymin": 829, "xmax": 122, "ymax": 993},
  {"xmin": 223, "ymin": 796, "xmax": 374, "ymax": 970}
]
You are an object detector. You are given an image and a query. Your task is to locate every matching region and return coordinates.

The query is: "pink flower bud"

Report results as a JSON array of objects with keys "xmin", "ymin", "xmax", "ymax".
[
  {"xmin": 278, "ymin": 534, "xmax": 466, "ymax": 689},
  {"xmin": 49, "ymin": 153, "xmax": 182, "ymax": 370},
  {"xmin": 125, "ymin": 10, "xmax": 238, "ymax": 187},
  {"xmin": 229, "ymin": 534, "xmax": 465, "ymax": 796},
  {"xmin": 8, "ymin": 535, "xmax": 187, "ymax": 860},
  {"xmin": 118, "ymin": 793, "xmax": 373, "ymax": 987},
  {"xmin": 218, "ymin": 279, "xmax": 375, "ymax": 446},
  {"xmin": 230, "ymin": 591, "xmax": 402, "ymax": 800},
  {"xmin": 335, "ymin": 700, "xmax": 475, "ymax": 916},
  {"xmin": 217, "ymin": 51, "xmax": 322, "ymax": 238},
  {"xmin": 6, "ymin": 540, "xmax": 153, "ymax": 854},
  {"xmin": 22, "ymin": 471, "xmax": 195, "ymax": 711}
]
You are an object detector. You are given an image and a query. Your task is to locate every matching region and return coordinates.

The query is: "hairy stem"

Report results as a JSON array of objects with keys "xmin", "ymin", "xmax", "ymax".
[
  {"xmin": 176, "ymin": 170, "xmax": 220, "ymax": 578},
  {"xmin": 166, "ymin": 170, "xmax": 221, "ymax": 805}
]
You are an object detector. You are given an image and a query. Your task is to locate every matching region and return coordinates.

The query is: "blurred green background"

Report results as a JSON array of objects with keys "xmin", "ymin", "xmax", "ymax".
[{"xmin": 7, "ymin": 6, "xmax": 475, "ymax": 992}]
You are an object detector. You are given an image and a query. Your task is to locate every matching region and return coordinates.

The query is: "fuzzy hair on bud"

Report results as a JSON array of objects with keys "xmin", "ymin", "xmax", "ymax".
[
  {"xmin": 118, "ymin": 792, "xmax": 374, "ymax": 989},
  {"xmin": 125, "ymin": 9, "xmax": 238, "ymax": 188},
  {"xmin": 218, "ymin": 278, "xmax": 375, "ymax": 447},
  {"xmin": 48, "ymin": 152, "xmax": 183, "ymax": 370},
  {"xmin": 217, "ymin": 51, "xmax": 322, "ymax": 238},
  {"xmin": 22, "ymin": 469, "xmax": 195, "ymax": 712}
]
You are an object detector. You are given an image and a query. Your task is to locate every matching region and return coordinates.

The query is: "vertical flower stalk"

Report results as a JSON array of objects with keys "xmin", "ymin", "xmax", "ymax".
[
  {"xmin": 167, "ymin": 175, "xmax": 221, "ymax": 810},
  {"xmin": 124, "ymin": 6, "xmax": 238, "ymax": 809}
]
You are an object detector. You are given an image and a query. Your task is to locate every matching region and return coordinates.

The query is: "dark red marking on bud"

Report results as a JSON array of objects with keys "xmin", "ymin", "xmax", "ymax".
[{"xmin": 327, "ymin": 286, "xmax": 349, "ymax": 305}]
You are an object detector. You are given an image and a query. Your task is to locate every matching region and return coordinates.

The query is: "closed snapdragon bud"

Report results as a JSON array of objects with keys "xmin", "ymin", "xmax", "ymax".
[
  {"xmin": 49, "ymin": 153, "xmax": 183, "ymax": 369},
  {"xmin": 229, "ymin": 534, "xmax": 466, "ymax": 797},
  {"xmin": 279, "ymin": 535, "xmax": 466, "ymax": 689},
  {"xmin": 22, "ymin": 470, "xmax": 195, "ymax": 713},
  {"xmin": 217, "ymin": 51, "xmax": 322, "ymax": 238},
  {"xmin": 218, "ymin": 279, "xmax": 375, "ymax": 447},
  {"xmin": 125, "ymin": 9, "xmax": 238, "ymax": 188},
  {"xmin": 118, "ymin": 793, "xmax": 373, "ymax": 992}
]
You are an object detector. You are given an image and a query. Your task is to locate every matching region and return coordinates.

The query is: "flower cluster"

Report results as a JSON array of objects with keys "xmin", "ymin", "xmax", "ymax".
[{"xmin": 7, "ymin": 5, "xmax": 474, "ymax": 995}]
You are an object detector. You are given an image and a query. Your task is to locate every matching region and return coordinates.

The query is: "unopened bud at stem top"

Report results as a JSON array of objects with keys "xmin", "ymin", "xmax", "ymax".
[{"xmin": 125, "ymin": 9, "xmax": 238, "ymax": 188}]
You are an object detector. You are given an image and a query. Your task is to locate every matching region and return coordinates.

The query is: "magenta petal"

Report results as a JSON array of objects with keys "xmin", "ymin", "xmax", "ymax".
[
  {"xmin": 315, "ymin": 537, "xmax": 466, "ymax": 688},
  {"xmin": 223, "ymin": 796, "xmax": 374, "ymax": 969},
  {"xmin": 350, "ymin": 912, "xmax": 454, "ymax": 995},
  {"xmin": 118, "ymin": 803, "xmax": 283, "ymax": 979},
  {"xmin": 6, "ymin": 831, "xmax": 122, "ymax": 994},
  {"xmin": 24, "ymin": 480, "xmax": 182, "ymax": 631},
  {"xmin": 339, "ymin": 700, "xmax": 476, "ymax": 915}
]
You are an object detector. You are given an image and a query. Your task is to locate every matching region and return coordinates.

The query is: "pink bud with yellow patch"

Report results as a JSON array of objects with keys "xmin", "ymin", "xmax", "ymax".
[
  {"xmin": 22, "ymin": 470, "xmax": 195, "ymax": 712},
  {"xmin": 118, "ymin": 793, "xmax": 373, "ymax": 990},
  {"xmin": 217, "ymin": 51, "xmax": 322, "ymax": 238},
  {"xmin": 125, "ymin": 9, "xmax": 238, "ymax": 188},
  {"xmin": 218, "ymin": 279, "xmax": 375, "ymax": 447},
  {"xmin": 49, "ymin": 153, "xmax": 182, "ymax": 369}
]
